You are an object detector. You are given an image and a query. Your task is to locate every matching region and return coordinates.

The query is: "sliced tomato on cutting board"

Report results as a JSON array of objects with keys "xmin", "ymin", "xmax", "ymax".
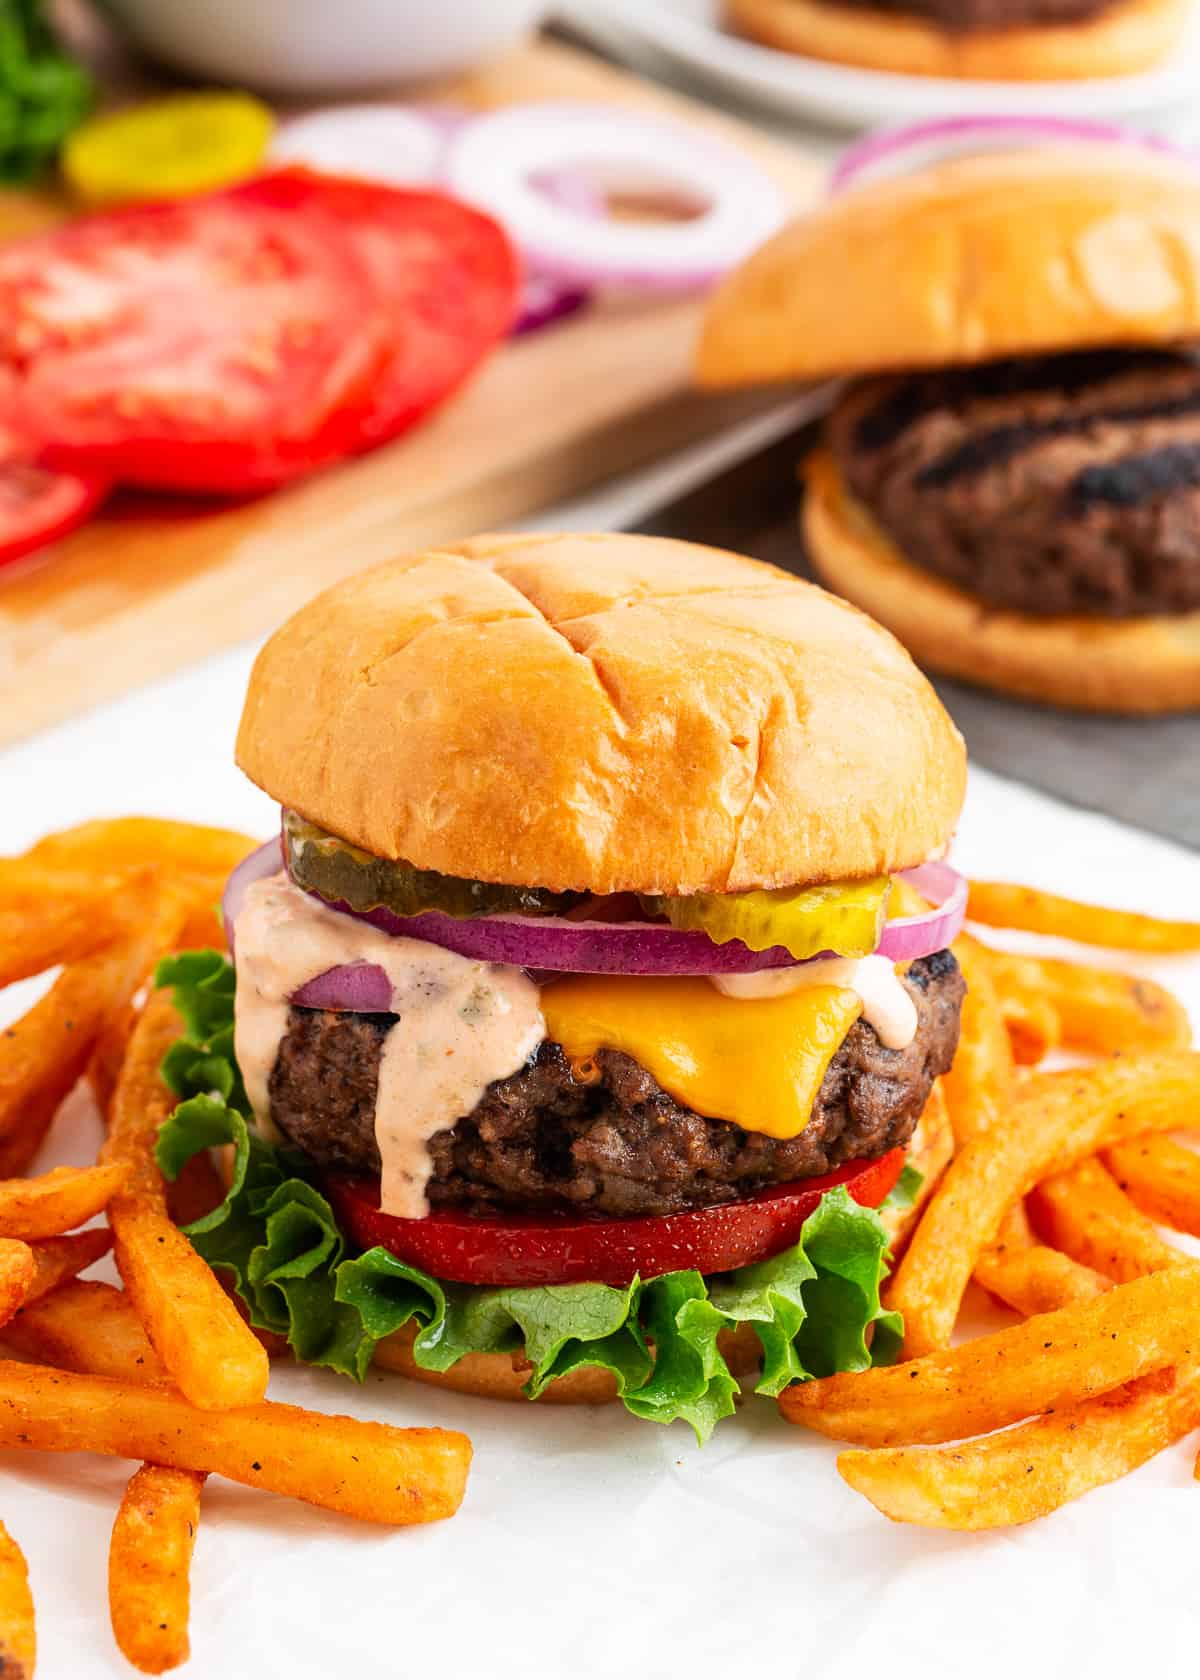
[
  {"xmin": 0, "ymin": 172, "xmax": 518, "ymax": 497},
  {"xmin": 324, "ymin": 1148, "xmax": 904, "ymax": 1289},
  {"xmin": 0, "ymin": 192, "xmax": 384, "ymax": 495},
  {"xmin": 0, "ymin": 457, "xmax": 108, "ymax": 569},
  {"xmin": 231, "ymin": 171, "xmax": 521, "ymax": 448}
]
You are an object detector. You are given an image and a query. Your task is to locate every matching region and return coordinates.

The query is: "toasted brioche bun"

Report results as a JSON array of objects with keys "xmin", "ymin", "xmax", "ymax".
[
  {"xmin": 804, "ymin": 451, "xmax": 1200, "ymax": 714},
  {"xmin": 726, "ymin": 0, "xmax": 1188, "ymax": 79},
  {"xmin": 238, "ymin": 532, "xmax": 965, "ymax": 893},
  {"xmin": 698, "ymin": 145, "xmax": 1200, "ymax": 388}
]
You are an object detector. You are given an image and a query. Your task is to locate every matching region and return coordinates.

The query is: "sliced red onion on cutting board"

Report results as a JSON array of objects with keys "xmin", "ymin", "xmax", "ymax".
[
  {"xmin": 441, "ymin": 101, "xmax": 786, "ymax": 291},
  {"xmin": 829, "ymin": 116, "xmax": 1195, "ymax": 199}
]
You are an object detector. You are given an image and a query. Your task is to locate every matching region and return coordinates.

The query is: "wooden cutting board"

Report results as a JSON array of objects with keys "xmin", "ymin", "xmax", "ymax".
[{"xmin": 0, "ymin": 37, "xmax": 823, "ymax": 750}]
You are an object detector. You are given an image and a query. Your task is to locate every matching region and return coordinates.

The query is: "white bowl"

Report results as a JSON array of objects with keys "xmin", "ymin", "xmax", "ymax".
[{"xmin": 100, "ymin": 0, "xmax": 553, "ymax": 96}]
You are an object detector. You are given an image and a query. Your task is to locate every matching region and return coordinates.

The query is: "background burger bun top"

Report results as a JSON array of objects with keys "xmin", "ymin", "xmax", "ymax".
[
  {"xmin": 725, "ymin": 0, "xmax": 1190, "ymax": 83},
  {"xmin": 698, "ymin": 143, "xmax": 1200, "ymax": 388},
  {"xmin": 236, "ymin": 532, "xmax": 966, "ymax": 895}
]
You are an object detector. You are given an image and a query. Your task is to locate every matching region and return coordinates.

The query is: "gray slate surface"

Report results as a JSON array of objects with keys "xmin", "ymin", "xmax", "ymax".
[{"xmin": 632, "ymin": 424, "xmax": 1200, "ymax": 853}]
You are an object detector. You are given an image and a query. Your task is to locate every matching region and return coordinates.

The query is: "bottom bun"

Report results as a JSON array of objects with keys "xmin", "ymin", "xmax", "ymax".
[
  {"xmin": 726, "ymin": 0, "xmax": 1187, "ymax": 78},
  {"xmin": 372, "ymin": 1320, "xmax": 764, "ymax": 1405},
  {"xmin": 804, "ymin": 451, "xmax": 1200, "ymax": 716}
]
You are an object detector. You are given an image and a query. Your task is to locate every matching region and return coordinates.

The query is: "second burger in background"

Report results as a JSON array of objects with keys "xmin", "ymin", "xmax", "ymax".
[
  {"xmin": 698, "ymin": 132, "xmax": 1200, "ymax": 715},
  {"xmin": 158, "ymin": 532, "xmax": 967, "ymax": 1438}
]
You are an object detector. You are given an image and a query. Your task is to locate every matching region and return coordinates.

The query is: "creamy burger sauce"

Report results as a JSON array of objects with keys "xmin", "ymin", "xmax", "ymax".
[
  {"xmin": 233, "ymin": 875, "xmax": 544, "ymax": 1219},
  {"xmin": 710, "ymin": 955, "xmax": 918, "ymax": 1050}
]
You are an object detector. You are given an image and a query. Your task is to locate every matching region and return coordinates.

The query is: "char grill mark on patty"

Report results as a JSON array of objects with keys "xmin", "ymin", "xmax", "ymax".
[
  {"xmin": 829, "ymin": 348, "xmax": 1200, "ymax": 618},
  {"xmin": 268, "ymin": 950, "xmax": 964, "ymax": 1219},
  {"xmin": 829, "ymin": 0, "xmax": 1125, "ymax": 34}
]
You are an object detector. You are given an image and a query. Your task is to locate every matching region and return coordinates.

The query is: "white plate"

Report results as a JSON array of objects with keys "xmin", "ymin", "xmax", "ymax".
[{"xmin": 558, "ymin": 0, "xmax": 1200, "ymax": 131}]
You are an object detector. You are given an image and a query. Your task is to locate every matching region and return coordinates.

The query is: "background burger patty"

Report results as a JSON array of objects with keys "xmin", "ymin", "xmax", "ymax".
[
  {"xmin": 268, "ymin": 950, "xmax": 963, "ymax": 1218},
  {"xmin": 831, "ymin": 0, "xmax": 1113, "ymax": 31},
  {"xmin": 828, "ymin": 349, "xmax": 1200, "ymax": 618}
]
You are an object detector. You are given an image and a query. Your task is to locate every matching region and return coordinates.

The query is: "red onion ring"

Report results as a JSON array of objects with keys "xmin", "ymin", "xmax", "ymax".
[
  {"xmin": 221, "ymin": 836, "xmax": 281, "ymax": 951},
  {"xmin": 830, "ymin": 116, "xmax": 1195, "ymax": 200},
  {"xmin": 441, "ymin": 102, "xmax": 785, "ymax": 291}
]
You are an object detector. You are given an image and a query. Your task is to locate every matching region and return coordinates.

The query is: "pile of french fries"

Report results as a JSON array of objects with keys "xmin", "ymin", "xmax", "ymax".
[
  {"xmin": 781, "ymin": 881, "xmax": 1200, "ymax": 1531},
  {"xmin": 1, "ymin": 816, "xmax": 1198, "ymax": 1669},
  {"xmin": 0, "ymin": 820, "xmax": 472, "ymax": 1677}
]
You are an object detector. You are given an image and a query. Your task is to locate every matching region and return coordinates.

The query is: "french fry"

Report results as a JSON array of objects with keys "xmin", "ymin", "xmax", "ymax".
[
  {"xmin": 0, "ymin": 1243, "xmax": 34, "ymax": 1332},
  {"xmin": 889, "ymin": 1052, "xmax": 1200, "ymax": 1354},
  {"xmin": 0, "ymin": 1358, "xmax": 471, "ymax": 1525},
  {"xmin": 967, "ymin": 880, "xmax": 1200, "ymax": 952},
  {"xmin": 941, "ymin": 936, "xmax": 1014, "ymax": 1143},
  {"xmin": 101, "ymin": 993, "xmax": 270, "ymax": 1411},
  {"xmin": 0, "ymin": 858, "xmax": 127, "ymax": 910},
  {"xmin": 1029, "ymin": 1157, "xmax": 1185, "ymax": 1282},
  {"xmin": 840, "ymin": 1365, "xmax": 1200, "ymax": 1531},
  {"xmin": 23, "ymin": 1230, "xmax": 113, "ymax": 1305},
  {"xmin": 84, "ymin": 884, "xmax": 192, "ymax": 1119},
  {"xmin": 780, "ymin": 1265, "xmax": 1200, "ymax": 1445},
  {"xmin": 974, "ymin": 1203, "xmax": 1111, "ymax": 1317},
  {"xmin": 984, "ymin": 950, "xmax": 1191, "ymax": 1057},
  {"xmin": 0, "ymin": 898, "xmax": 123, "ymax": 988},
  {"xmin": 109, "ymin": 1465, "xmax": 204, "ymax": 1675},
  {"xmin": 4, "ymin": 1281, "xmax": 167, "ymax": 1383},
  {"xmin": 0, "ymin": 1164, "xmax": 125, "ymax": 1241},
  {"xmin": 25, "ymin": 818, "xmax": 257, "ymax": 882},
  {"xmin": 1106, "ymin": 1135, "xmax": 1200, "ymax": 1238},
  {"xmin": 997, "ymin": 989, "xmax": 1060, "ymax": 1066},
  {"xmin": 0, "ymin": 877, "xmax": 185, "ymax": 1177},
  {"xmin": 0, "ymin": 1520, "xmax": 35, "ymax": 1679}
]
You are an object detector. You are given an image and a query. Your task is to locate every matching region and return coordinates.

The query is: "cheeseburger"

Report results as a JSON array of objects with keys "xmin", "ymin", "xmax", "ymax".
[
  {"xmin": 726, "ymin": 0, "xmax": 1188, "ymax": 78},
  {"xmin": 698, "ymin": 141, "xmax": 1200, "ymax": 715},
  {"xmin": 163, "ymin": 533, "xmax": 967, "ymax": 1435}
]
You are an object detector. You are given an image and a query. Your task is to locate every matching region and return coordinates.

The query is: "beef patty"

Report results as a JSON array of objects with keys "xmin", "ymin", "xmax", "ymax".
[
  {"xmin": 268, "ymin": 950, "xmax": 964, "ymax": 1218},
  {"xmin": 828, "ymin": 349, "xmax": 1200, "ymax": 618},
  {"xmin": 829, "ymin": 0, "xmax": 1115, "ymax": 31}
]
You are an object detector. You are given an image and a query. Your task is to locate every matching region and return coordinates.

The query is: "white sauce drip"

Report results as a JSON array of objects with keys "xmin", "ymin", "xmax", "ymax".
[
  {"xmin": 233, "ymin": 874, "xmax": 545, "ymax": 1218},
  {"xmin": 710, "ymin": 954, "xmax": 918, "ymax": 1050}
]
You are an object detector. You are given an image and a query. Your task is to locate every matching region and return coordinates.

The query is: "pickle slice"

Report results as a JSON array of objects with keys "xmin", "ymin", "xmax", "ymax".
[
  {"xmin": 283, "ymin": 811, "xmax": 582, "ymax": 920},
  {"xmin": 640, "ymin": 876, "xmax": 892, "ymax": 961}
]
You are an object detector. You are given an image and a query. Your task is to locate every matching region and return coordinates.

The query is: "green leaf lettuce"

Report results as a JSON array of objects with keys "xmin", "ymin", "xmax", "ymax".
[{"xmin": 154, "ymin": 952, "xmax": 903, "ymax": 1443}]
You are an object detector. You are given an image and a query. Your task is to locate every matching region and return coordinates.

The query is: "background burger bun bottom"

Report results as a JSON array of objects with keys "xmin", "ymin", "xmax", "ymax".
[
  {"xmin": 725, "ymin": 0, "xmax": 1189, "ymax": 79},
  {"xmin": 805, "ymin": 451, "xmax": 1200, "ymax": 716}
]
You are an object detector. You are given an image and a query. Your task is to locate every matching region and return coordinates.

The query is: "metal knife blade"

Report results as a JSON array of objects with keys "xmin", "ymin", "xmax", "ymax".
[{"xmin": 630, "ymin": 420, "xmax": 1200, "ymax": 852}]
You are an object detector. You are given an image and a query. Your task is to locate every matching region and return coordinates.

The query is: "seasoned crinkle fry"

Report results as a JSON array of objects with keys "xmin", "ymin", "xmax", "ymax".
[
  {"xmin": 109, "ymin": 1465, "xmax": 204, "ymax": 1675},
  {"xmin": 0, "ymin": 1359, "xmax": 471, "ymax": 1525},
  {"xmin": 780, "ymin": 1266, "xmax": 1200, "ymax": 1446},
  {"xmin": 984, "ymin": 950, "xmax": 1191, "ymax": 1057},
  {"xmin": 0, "ymin": 1242, "xmax": 34, "ymax": 1332},
  {"xmin": 840, "ymin": 1366, "xmax": 1200, "ymax": 1531},
  {"xmin": 0, "ymin": 1520, "xmax": 35, "ymax": 1679},
  {"xmin": 966, "ymin": 881, "xmax": 1200, "ymax": 952},
  {"xmin": 889, "ymin": 1052, "xmax": 1200, "ymax": 1354},
  {"xmin": 1107, "ymin": 1135, "xmax": 1200, "ymax": 1238},
  {"xmin": 1029, "ymin": 1157, "xmax": 1186, "ymax": 1282},
  {"xmin": 4, "ymin": 1281, "xmax": 168, "ymax": 1384},
  {"xmin": 974, "ymin": 1203, "xmax": 1111, "ymax": 1317},
  {"xmin": 0, "ymin": 1164, "xmax": 125, "ymax": 1241},
  {"xmin": 101, "ymin": 993, "xmax": 269, "ymax": 1411}
]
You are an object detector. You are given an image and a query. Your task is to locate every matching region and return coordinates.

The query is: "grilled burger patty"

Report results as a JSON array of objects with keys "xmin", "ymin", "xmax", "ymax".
[
  {"xmin": 827, "ymin": 0, "xmax": 1115, "ymax": 29},
  {"xmin": 828, "ymin": 349, "xmax": 1200, "ymax": 618},
  {"xmin": 269, "ymin": 949, "xmax": 964, "ymax": 1218}
]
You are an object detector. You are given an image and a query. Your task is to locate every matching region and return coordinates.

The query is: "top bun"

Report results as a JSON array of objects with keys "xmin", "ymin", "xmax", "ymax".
[
  {"xmin": 698, "ymin": 144, "xmax": 1200, "ymax": 387},
  {"xmin": 237, "ymin": 533, "xmax": 965, "ymax": 894}
]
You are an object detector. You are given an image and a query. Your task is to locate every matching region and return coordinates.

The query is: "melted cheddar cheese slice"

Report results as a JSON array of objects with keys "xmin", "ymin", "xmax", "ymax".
[{"xmin": 540, "ymin": 975, "xmax": 863, "ymax": 1141}]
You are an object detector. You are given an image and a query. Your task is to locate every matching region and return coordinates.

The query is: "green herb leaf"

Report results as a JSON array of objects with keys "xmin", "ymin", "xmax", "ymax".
[{"xmin": 0, "ymin": 0, "xmax": 92, "ymax": 181}]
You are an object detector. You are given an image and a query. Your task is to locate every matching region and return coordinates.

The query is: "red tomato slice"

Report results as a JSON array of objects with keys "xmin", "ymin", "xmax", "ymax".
[
  {"xmin": 0, "ymin": 193, "xmax": 385, "ymax": 495},
  {"xmin": 324, "ymin": 1149, "xmax": 904, "ymax": 1289},
  {"xmin": 0, "ymin": 456, "xmax": 108, "ymax": 569},
  {"xmin": 231, "ymin": 171, "xmax": 520, "ymax": 450}
]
